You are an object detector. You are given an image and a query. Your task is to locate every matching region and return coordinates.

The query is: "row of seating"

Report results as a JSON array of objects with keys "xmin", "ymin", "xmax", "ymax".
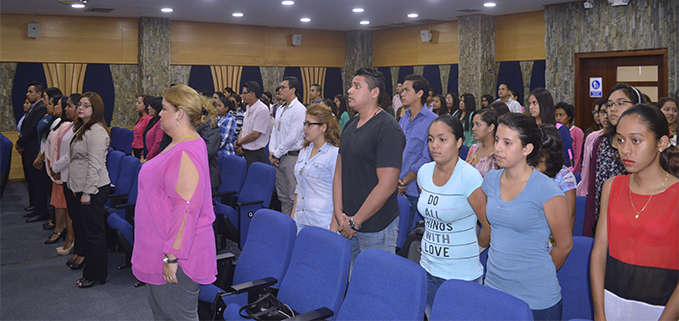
[
  {"xmin": 0, "ymin": 133, "xmax": 12, "ymax": 199},
  {"xmin": 110, "ymin": 127, "xmax": 134, "ymax": 156}
]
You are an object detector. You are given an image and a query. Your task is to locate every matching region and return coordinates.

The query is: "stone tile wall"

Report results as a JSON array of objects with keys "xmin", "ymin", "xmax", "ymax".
[
  {"xmin": 458, "ymin": 15, "xmax": 496, "ymax": 102},
  {"xmin": 545, "ymin": 0, "xmax": 678, "ymax": 103},
  {"xmin": 139, "ymin": 17, "xmax": 171, "ymax": 96},
  {"xmin": 0, "ymin": 63, "xmax": 18, "ymax": 131},
  {"xmin": 261, "ymin": 66, "xmax": 285, "ymax": 95},
  {"xmin": 344, "ymin": 31, "xmax": 372, "ymax": 93},
  {"xmin": 110, "ymin": 64, "xmax": 140, "ymax": 127},
  {"xmin": 169, "ymin": 65, "xmax": 191, "ymax": 87}
]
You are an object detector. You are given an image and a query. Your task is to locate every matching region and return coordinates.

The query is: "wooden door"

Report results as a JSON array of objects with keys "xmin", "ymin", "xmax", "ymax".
[{"xmin": 574, "ymin": 49, "xmax": 668, "ymax": 130}]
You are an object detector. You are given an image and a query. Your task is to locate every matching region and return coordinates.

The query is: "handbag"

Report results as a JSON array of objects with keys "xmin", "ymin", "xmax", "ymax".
[{"xmin": 238, "ymin": 290, "xmax": 296, "ymax": 320}]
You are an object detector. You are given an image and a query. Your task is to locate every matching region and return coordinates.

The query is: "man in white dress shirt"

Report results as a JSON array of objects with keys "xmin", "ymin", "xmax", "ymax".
[
  {"xmin": 496, "ymin": 83, "xmax": 524, "ymax": 113},
  {"xmin": 269, "ymin": 76, "xmax": 306, "ymax": 216}
]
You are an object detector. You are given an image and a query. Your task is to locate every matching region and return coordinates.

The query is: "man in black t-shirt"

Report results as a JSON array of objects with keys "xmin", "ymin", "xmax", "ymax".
[{"xmin": 333, "ymin": 68, "xmax": 405, "ymax": 264}]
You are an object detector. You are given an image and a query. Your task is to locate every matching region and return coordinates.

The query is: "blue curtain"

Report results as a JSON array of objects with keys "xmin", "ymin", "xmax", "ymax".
[
  {"xmin": 324, "ymin": 67, "xmax": 344, "ymax": 99},
  {"xmin": 82, "ymin": 64, "xmax": 115, "ymax": 126},
  {"xmin": 377, "ymin": 67, "xmax": 393, "ymax": 97},
  {"xmin": 188, "ymin": 65, "xmax": 214, "ymax": 94},
  {"xmin": 448, "ymin": 64, "xmax": 459, "ymax": 95},
  {"xmin": 496, "ymin": 61, "xmax": 524, "ymax": 103},
  {"xmin": 240, "ymin": 66, "xmax": 263, "ymax": 93},
  {"xmin": 530, "ymin": 60, "xmax": 546, "ymax": 92},
  {"xmin": 423, "ymin": 65, "xmax": 442, "ymax": 95},
  {"xmin": 397, "ymin": 66, "xmax": 415, "ymax": 83},
  {"xmin": 12, "ymin": 62, "xmax": 48, "ymax": 122}
]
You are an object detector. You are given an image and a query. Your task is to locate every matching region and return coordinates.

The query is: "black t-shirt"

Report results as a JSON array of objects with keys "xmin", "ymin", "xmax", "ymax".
[{"xmin": 339, "ymin": 110, "xmax": 405, "ymax": 232}]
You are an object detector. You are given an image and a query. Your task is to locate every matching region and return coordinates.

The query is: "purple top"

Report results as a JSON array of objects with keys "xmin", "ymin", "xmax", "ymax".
[{"xmin": 132, "ymin": 138, "xmax": 217, "ymax": 285}]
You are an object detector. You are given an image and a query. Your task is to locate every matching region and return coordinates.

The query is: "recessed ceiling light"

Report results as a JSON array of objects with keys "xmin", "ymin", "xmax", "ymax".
[
  {"xmin": 484, "ymin": 2, "xmax": 496, "ymax": 7},
  {"xmin": 407, "ymin": 13, "xmax": 418, "ymax": 18},
  {"xmin": 232, "ymin": 12, "xmax": 244, "ymax": 17},
  {"xmin": 282, "ymin": 1, "xmax": 294, "ymax": 5},
  {"xmin": 352, "ymin": 8, "xmax": 364, "ymax": 13},
  {"xmin": 71, "ymin": 3, "xmax": 85, "ymax": 8},
  {"xmin": 360, "ymin": 20, "xmax": 370, "ymax": 25},
  {"xmin": 161, "ymin": 8, "xmax": 173, "ymax": 13},
  {"xmin": 300, "ymin": 17, "xmax": 311, "ymax": 22}
]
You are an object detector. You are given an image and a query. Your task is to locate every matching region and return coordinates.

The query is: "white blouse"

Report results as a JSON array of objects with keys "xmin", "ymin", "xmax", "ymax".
[{"xmin": 293, "ymin": 142, "xmax": 339, "ymax": 229}]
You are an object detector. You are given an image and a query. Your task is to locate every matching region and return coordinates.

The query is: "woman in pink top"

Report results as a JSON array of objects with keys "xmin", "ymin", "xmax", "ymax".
[
  {"xmin": 132, "ymin": 94, "xmax": 151, "ymax": 159},
  {"xmin": 466, "ymin": 108, "xmax": 498, "ymax": 177},
  {"xmin": 143, "ymin": 97, "xmax": 164, "ymax": 160},
  {"xmin": 132, "ymin": 85, "xmax": 217, "ymax": 320}
]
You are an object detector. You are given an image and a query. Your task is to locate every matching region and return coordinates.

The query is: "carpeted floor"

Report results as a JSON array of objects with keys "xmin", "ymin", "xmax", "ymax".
[{"xmin": 1, "ymin": 182, "xmax": 153, "ymax": 320}]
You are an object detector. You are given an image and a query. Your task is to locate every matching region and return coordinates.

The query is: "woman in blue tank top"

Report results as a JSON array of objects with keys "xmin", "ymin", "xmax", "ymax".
[{"xmin": 481, "ymin": 113, "xmax": 573, "ymax": 320}]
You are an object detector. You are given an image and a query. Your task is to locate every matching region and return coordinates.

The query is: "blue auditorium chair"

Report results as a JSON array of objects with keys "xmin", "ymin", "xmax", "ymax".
[
  {"xmin": 122, "ymin": 129, "xmax": 134, "ymax": 155},
  {"xmin": 199, "ymin": 209, "xmax": 296, "ymax": 311},
  {"xmin": 396, "ymin": 194, "xmax": 412, "ymax": 250},
  {"xmin": 459, "ymin": 144, "xmax": 469, "ymax": 161},
  {"xmin": 574, "ymin": 196, "xmax": 586, "ymax": 236},
  {"xmin": 430, "ymin": 278, "xmax": 533, "ymax": 320},
  {"xmin": 557, "ymin": 236, "xmax": 594, "ymax": 320},
  {"xmin": 109, "ymin": 127, "xmax": 121, "ymax": 150},
  {"xmin": 106, "ymin": 150, "xmax": 125, "ymax": 188},
  {"xmin": 222, "ymin": 226, "xmax": 351, "ymax": 320},
  {"xmin": 214, "ymin": 153, "xmax": 247, "ymax": 206},
  {"xmin": 107, "ymin": 155, "xmax": 140, "ymax": 208}
]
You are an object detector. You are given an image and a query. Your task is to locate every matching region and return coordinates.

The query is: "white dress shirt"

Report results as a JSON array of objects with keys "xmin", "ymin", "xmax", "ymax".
[
  {"xmin": 293, "ymin": 142, "xmax": 339, "ymax": 229},
  {"xmin": 269, "ymin": 97, "xmax": 306, "ymax": 158}
]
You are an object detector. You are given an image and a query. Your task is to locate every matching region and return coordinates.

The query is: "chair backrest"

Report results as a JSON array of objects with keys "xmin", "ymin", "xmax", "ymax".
[
  {"xmin": 126, "ymin": 162, "xmax": 143, "ymax": 205},
  {"xmin": 122, "ymin": 129, "xmax": 134, "ymax": 155},
  {"xmin": 557, "ymin": 236, "xmax": 594, "ymax": 320},
  {"xmin": 238, "ymin": 162, "xmax": 276, "ymax": 246},
  {"xmin": 337, "ymin": 249, "xmax": 427, "ymax": 321},
  {"xmin": 233, "ymin": 209, "xmax": 296, "ymax": 290},
  {"xmin": 115, "ymin": 155, "xmax": 141, "ymax": 196},
  {"xmin": 277, "ymin": 227, "xmax": 351, "ymax": 319},
  {"xmin": 396, "ymin": 195, "xmax": 411, "ymax": 250},
  {"xmin": 106, "ymin": 150, "xmax": 125, "ymax": 186},
  {"xmin": 0, "ymin": 134, "xmax": 12, "ymax": 173},
  {"xmin": 459, "ymin": 145, "xmax": 470, "ymax": 161},
  {"xmin": 430, "ymin": 279, "xmax": 533, "ymax": 320},
  {"xmin": 110, "ymin": 127, "xmax": 121, "ymax": 150},
  {"xmin": 217, "ymin": 154, "xmax": 247, "ymax": 197},
  {"xmin": 239, "ymin": 162, "xmax": 276, "ymax": 205},
  {"xmin": 574, "ymin": 196, "xmax": 586, "ymax": 236},
  {"xmin": 106, "ymin": 212, "xmax": 134, "ymax": 244}
]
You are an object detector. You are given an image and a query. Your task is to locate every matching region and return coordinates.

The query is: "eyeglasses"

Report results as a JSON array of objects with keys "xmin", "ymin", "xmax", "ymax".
[
  {"xmin": 280, "ymin": 85, "xmax": 291, "ymax": 89},
  {"xmin": 445, "ymin": 98, "xmax": 453, "ymax": 101},
  {"xmin": 606, "ymin": 100, "xmax": 632, "ymax": 108},
  {"xmin": 242, "ymin": 91, "xmax": 251, "ymax": 95},
  {"xmin": 303, "ymin": 121, "xmax": 323, "ymax": 127},
  {"xmin": 597, "ymin": 110, "xmax": 608, "ymax": 115}
]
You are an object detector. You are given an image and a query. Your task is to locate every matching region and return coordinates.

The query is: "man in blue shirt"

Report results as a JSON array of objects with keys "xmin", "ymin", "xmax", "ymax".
[{"xmin": 398, "ymin": 74, "xmax": 437, "ymax": 230}]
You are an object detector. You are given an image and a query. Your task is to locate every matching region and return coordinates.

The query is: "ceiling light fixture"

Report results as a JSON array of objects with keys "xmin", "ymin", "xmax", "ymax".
[
  {"xmin": 71, "ymin": 3, "xmax": 85, "ymax": 8},
  {"xmin": 232, "ymin": 12, "xmax": 244, "ymax": 17},
  {"xmin": 407, "ymin": 13, "xmax": 418, "ymax": 18},
  {"xmin": 484, "ymin": 2, "xmax": 496, "ymax": 7},
  {"xmin": 161, "ymin": 8, "xmax": 173, "ymax": 13},
  {"xmin": 353, "ymin": 8, "xmax": 364, "ymax": 13},
  {"xmin": 282, "ymin": 1, "xmax": 294, "ymax": 5},
  {"xmin": 360, "ymin": 20, "xmax": 370, "ymax": 25},
  {"xmin": 300, "ymin": 18, "xmax": 311, "ymax": 22}
]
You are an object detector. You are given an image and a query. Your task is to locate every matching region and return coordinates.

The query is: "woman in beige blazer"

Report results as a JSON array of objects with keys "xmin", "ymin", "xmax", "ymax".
[{"xmin": 68, "ymin": 92, "xmax": 110, "ymax": 288}]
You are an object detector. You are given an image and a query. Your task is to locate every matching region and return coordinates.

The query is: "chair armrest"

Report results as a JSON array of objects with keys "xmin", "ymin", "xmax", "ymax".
[
  {"xmin": 213, "ymin": 191, "xmax": 237, "ymax": 199},
  {"xmin": 237, "ymin": 200, "xmax": 264, "ymax": 207},
  {"xmin": 108, "ymin": 193, "xmax": 129, "ymax": 200},
  {"xmin": 228, "ymin": 277, "xmax": 277, "ymax": 294},
  {"xmin": 216, "ymin": 252, "xmax": 235, "ymax": 261},
  {"xmin": 284, "ymin": 307, "xmax": 334, "ymax": 321},
  {"xmin": 112, "ymin": 203, "xmax": 136, "ymax": 210}
]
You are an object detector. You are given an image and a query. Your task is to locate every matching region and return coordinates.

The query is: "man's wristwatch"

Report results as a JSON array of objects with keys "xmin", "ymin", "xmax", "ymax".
[
  {"xmin": 163, "ymin": 256, "xmax": 178, "ymax": 264},
  {"xmin": 348, "ymin": 217, "xmax": 359, "ymax": 231}
]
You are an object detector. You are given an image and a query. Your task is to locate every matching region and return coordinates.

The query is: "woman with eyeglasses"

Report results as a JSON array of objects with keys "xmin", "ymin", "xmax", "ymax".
[
  {"xmin": 291, "ymin": 104, "xmax": 341, "ymax": 233},
  {"xmin": 584, "ymin": 99, "xmax": 605, "ymax": 138},
  {"xmin": 584, "ymin": 83, "xmax": 642, "ymax": 236},
  {"xmin": 68, "ymin": 92, "xmax": 111, "ymax": 288},
  {"xmin": 445, "ymin": 93, "xmax": 460, "ymax": 116},
  {"xmin": 577, "ymin": 103, "xmax": 610, "ymax": 197}
]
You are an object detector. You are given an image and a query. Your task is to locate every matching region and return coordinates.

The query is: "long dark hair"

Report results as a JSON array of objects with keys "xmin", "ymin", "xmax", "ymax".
[
  {"xmin": 538, "ymin": 123, "xmax": 565, "ymax": 178},
  {"xmin": 619, "ymin": 104, "xmax": 678, "ymax": 178},
  {"xmin": 530, "ymin": 88, "xmax": 556, "ymax": 125},
  {"xmin": 459, "ymin": 93, "xmax": 476, "ymax": 131},
  {"xmin": 430, "ymin": 114, "xmax": 465, "ymax": 146},
  {"xmin": 498, "ymin": 113, "xmax": 542, "ymax": 167},
  {"xmin": 605, "ymin": 83, "xmax": 644, "ymax": 138},
  {"xmin": 72, "ymin": 92, "xmax": 109, "ymax": 141},
  {"xmin": 334, "ymin": 94, "xmax": 348, "ymax": 120},
  {"xmin": 53, "ymin": 96, "xmax": 71, "ymax": 130}
]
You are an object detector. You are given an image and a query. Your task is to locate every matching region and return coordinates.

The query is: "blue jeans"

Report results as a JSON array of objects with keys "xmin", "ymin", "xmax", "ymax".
[
  {"xmin": 350, "ymin": 218, "xmax": 399, "ymax": 267},
  {"xmin": 531, "ymin": 299, "xmax": 562, "ymax": 321},
  {"xmin": 425, "ymin": 272, "xmax": 482, "ymax": 318}
]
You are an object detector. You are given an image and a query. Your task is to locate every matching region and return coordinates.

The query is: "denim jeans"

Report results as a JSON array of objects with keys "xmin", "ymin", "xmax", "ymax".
[
  {"xmin": 406, "ymin": 195, "xmax": 419, "ymax": 233},
  {"xmin": 531, "ymin": 299, "xmax": 563, "ymax": 321},
  {"xmin": 350, "ymin": 218, "xmax": 399, "ymax": 267},
  {"xmin": 425, "ymin": 272, "xmax": 482, "ymax": 318}
]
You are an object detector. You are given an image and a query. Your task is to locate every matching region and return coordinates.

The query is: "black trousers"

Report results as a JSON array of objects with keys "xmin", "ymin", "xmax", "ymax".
[
  {"xmin": 72, "ymin": 184, "xmax": 110, "ymax": 282},
  {"xmin": 242, "ymin": 147, "xmax": 267, "ymax": 171},
  {"xmin": 64, "ymin": 182, "xmax": 84, "ymax": 256},
  {"xmin": 22, "ymin": 150, "xmax": 51, "ymax": 217}
]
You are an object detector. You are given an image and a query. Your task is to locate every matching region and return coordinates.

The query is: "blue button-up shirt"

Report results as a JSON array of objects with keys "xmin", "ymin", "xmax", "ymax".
[{"xmin": 398, "ymin": 106, "xmax": 438, "ymax": 197}]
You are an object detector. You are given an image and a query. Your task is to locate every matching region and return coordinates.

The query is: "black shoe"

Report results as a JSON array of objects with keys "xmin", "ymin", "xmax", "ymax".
[
  {"xmin": 25, "ymin": 215, "xmax": 48, "ymax": 223},
  {"xmin": 24, "ymin": 206, "xmax": 35, "ymax": 212},
  {"xmin": 77, "ymin": 278, "xmax": 105, "ymax": 288},
  {"xmin": 43, "ymin": 221, "xmax": 55, "ymax": 230},
  {"xmin": 45, "ymin": 231, "xmax": 65, "ymax": 244},
  {"xmin": 23, "ymin": 212, "xmax": 35, "ymax": 218},
  {"xmin": 66, "ymin": 257, "xmax": 76, "ymax": 266},
  {"xmin": 69, "ymin": 259, "xmax": 85, "ymax": 270}
]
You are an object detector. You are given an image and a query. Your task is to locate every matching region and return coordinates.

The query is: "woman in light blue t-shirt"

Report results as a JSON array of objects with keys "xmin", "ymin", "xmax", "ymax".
[
  {"xmin": 417, "ymin": 115, "xmax": 491, "ymax": 318},
  {"xmin": 482, "ymin": 113, "xmax": 572, "ymax": 321}
]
